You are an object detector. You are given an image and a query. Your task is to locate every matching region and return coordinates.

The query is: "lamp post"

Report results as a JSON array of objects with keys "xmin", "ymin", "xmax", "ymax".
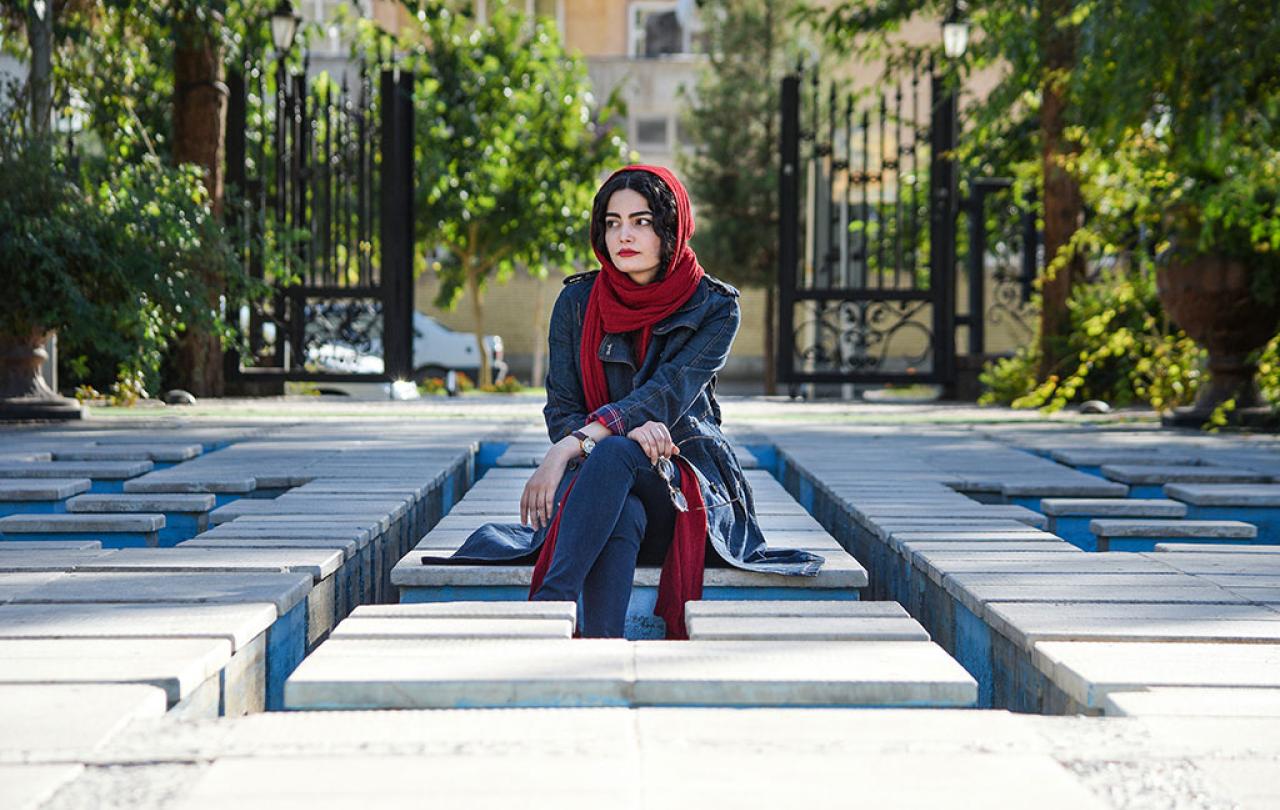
[
  {"xmin": 271, "ymin": 0, "xmax": 301, "ymax": 54},
  {"xmin": 932, "ymin": 1, "xmax": 967, "ymax": 394}
]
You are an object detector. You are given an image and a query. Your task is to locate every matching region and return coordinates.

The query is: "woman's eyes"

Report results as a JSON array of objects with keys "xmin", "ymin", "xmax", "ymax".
[{"xmin": 606, "ymin": 218, "xmax": 652, "ymax": 229}]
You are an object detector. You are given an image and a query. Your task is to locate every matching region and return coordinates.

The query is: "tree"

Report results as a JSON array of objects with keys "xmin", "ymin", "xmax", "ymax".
[
  {"xmin": 679, "ymin": 0, "xmax": 803, "ymax": 395},
  {"xmin": 402, "ymin": 1, "xmax": 626, "ymax": 385}
]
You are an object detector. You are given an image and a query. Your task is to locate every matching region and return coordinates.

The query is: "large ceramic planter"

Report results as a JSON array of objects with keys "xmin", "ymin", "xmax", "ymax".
[
  {"xmin": 0, "ymin": 329, "xmax": 82, "ymax": 421},
  {"xmin": 1156, "ymin": 256, "xmax": 1280, "ymax": 426}
]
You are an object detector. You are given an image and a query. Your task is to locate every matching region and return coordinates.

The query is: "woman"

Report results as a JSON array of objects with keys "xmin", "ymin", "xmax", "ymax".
[{"xmin": 437, "ymin": 165, "xmax": 822, "ymax": 638}]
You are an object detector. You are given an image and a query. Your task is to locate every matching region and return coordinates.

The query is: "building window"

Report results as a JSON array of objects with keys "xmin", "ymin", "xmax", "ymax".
[
  {"xmin": 629, "ymin": 1, "xmax": 700, "ymax": 58},
  {"xmin": 635, "ymin": 116, "xmax": 670, "ymax": 149}
]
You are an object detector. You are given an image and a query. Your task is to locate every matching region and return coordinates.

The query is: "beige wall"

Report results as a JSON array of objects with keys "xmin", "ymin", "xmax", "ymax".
[{"xmin": 563, "ymin": 0, "xmax": 628, "ymax": 55}]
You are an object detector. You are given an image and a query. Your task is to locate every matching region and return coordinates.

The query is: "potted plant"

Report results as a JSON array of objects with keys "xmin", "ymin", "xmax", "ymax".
[{"xmin": 0, "ymin": 135, "xmax": 243, "ymax": 420}]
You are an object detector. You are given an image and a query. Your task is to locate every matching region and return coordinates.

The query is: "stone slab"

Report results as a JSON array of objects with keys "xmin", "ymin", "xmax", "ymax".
[
  {"xmin": 0, "ymin": 683, "xmax": 166, "ymax": 754},
  {"xmin": 0, "ymin": 764, "xmax": 84, "ymax": 810},
  {"xmin": 124, "ymin": 477, "xmax": 256, "ymax": 494},
  {"xmin": 948, "ymin": 580, "xmax": 1244, "ymax": 607},
  {"xmin": 65, "ymin": 493, "xmax": 216, "ymax": 513},
  {"xmin": 631, "ymin": 640, "xmax": 976, "ymax": 707},
  {"xmin": 1145, "ymin": 553, "xmax": 1280, "ymax": 576},
  {"xmin": 11, "ymin": 571, "xmax": 312, "ymax": 616},
  {"xmin": 991, "ymin": 601, "xmax": 1280, "ymax": 651},
  {"xmin": 684, "ymin": 600, "xmax": 908, "ymax": 619},
  {"xmin": 0, "ymin": 549, "xmax": 112, "ymax": 572},
  {"xmin": 1049, "ymin": 448, "xmax": 1198, "ymax": 467},
  {"xmin": 353, "ymin": 601, "xmax": 577, "ymax": 626},
  {"xmin": 1089, "ymin": 519, "xmax": 1256, "ymax": 539},
  {"xmin": 285, "ymin": 638, "xmax": 634, "ymax": 709},
  {"xmin": 74, "ymin": 547, "xmax": 343, "ymax": 581},
  {"xmin": 0, "ymin": 461, "xmax": 152, "ymax": 479},
  {"xmin": 686, "ymin": 615, "xmax": 930, "ymax": 641},
  {"xmin": 1039, "ymin": 498, "xmax": 1188, "ymax": 518},
  {"xmin": 55, "ymin": 443, "xmax": 203, "ymax": 462},
  {"xmin": 0, "ymin": 572, "xmax": 66, "ymax": 604},
  {"xmin": 1102, "ymin": 686, "xmax": 1280, "ymax": 717},
  {"xmin": 179, "ymin": 535, "xmax": 360, "ymax": 560},
  {"xmin": 0, "ymin": 540, "xmax": 101, "ymax": 550},
  {"xmin": 1101, "ymin": 464, "xmax": 1270, "ymax": 485},
  {"xmin": 1035, "ymin": 640, "xmax": 1280, "ymax": 709},
  {"xmin": 330, "ymin": 617, "xmax": 574, "ymax": 639},
  {"xmin": 1000, "ymin": 480, "xmax": 1129, "ymax": 498},
  {"xmin": 1154, "ymin": 543, "xmax": 1280, "ymax": 553},
  {"xmin": 1164, "ymin": 483, "xmax": 1280, "ymax": 507},
  {"xmin": 0, "ymin": 478, "xmax": 92, "ymax": 500},
  {"xmin": 0, "ymin": 513, "xmax": 165, "ymax": 532},
  {"xmin": 0, "ymin": 637, "xmax": 232, "ymax": 705},
  {"xmin": 0, "ymin": 602, "xmax": 277, "ymax": 650}
]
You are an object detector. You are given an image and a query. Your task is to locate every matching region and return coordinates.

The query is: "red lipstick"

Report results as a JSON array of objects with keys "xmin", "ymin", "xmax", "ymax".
[{"xmin": 617, "ymin": 249, "xmax": 639, "ymax": 257}]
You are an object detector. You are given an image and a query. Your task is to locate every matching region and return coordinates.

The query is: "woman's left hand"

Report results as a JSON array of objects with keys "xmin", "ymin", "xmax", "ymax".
[{"xmin": 627, "ymin": 421, "xmax": 679, "ymax": 464}]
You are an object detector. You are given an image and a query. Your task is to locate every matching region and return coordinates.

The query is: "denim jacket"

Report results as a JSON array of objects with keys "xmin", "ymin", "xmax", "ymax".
[{"xmin": 446, "ymin": 272, "xmax": 822, "ymax": 577}]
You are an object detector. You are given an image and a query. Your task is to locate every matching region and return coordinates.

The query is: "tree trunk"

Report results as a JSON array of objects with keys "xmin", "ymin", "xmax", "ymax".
[
  {"xmin": 763, "ymin": 284, "xmax": 777, "ymax": 395},
  {"xmin": 466, "ymin": 262, "xmax": 491, "ymax": 386},
  {"xmin": 1036, "ymin": 0, "xmax": 1086, "ymax": 381},
  {"xmin": 25, "ymin": 0, "xmax": 53, "ymax": 138},
  {"xmin": 170, "ymin": 4, "xmax": 229, "ymax": 397},
  {"xmin": 531, "ymin": 275, "xmax": 549, "ymax": 388}
]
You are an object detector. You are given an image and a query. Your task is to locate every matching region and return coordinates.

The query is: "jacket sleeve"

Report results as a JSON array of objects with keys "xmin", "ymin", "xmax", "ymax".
[
  {"xmin": 542, "ymin": 289, "xmax": 590, "ymax": 443},
  {"xmin": 589, "ymin": 296, "xmax": 740, "ymax": 436}
]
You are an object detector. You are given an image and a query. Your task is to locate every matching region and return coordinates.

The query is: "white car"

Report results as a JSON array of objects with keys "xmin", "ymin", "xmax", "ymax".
[
  {"xmin": 288, "ymin": 311, "xmax": 506, "ymax": 400},
  {"xmin": 410, "ymin": 312, "xmax": 507, "ymax": 385}
]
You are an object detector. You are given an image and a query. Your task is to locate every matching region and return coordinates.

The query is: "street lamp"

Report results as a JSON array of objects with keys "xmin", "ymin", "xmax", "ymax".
[
  {"xmin": 271, "ymin": 0, "xmax": 301, "ymax": 54},
  {"xmin": 942, "ymin": 3, "xmax": 969, "ymax": 60}
]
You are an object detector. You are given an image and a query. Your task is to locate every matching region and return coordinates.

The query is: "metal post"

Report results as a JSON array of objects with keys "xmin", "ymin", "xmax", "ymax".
[
  {"xmin": 1021, "ymin": 189, "xmax": 1038, "ymax": 303},
  {"xmin": 778, "ymin": 74, "xmax": 801, "ymax": 390},
  {"xmin": 379, "ymin": 69, "xmax": 415, "ymax": 381},
  {"xmin": 966, "ymin": 184, "xmax": 986, "ymax": 356},
  {"xmin": 929, "ymin": 67, "xmax": 959, "ymax": 389},
  {"xmin": 224, "ymin": 67, "xmax": 247, "ymax": 380}
]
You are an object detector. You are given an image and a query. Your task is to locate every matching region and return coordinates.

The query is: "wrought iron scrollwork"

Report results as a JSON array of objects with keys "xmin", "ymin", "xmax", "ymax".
[{"xmin": 793, "ymin": 300, "xmax": 934, "ymax": 375}]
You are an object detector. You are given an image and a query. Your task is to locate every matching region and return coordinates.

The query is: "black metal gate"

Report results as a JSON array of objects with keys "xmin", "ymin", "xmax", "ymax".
[
  {"xmin": 224, "ymin": 55, "xmax": 415, "ymax": 385},
  {"xmin": 777, "ymin": 65, "xmax": 1038, "ymax": 393}
]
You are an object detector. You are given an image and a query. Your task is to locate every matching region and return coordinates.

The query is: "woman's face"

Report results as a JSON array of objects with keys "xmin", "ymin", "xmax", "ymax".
[{"xmin": 604, "ymin": 188, "xmax": 664, "ymax": 285}]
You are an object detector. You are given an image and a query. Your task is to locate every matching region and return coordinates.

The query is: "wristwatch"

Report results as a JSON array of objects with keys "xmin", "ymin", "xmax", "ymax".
[{"xmin": 571, "ymin": 430, "xmax": 596, "ymax": 457}]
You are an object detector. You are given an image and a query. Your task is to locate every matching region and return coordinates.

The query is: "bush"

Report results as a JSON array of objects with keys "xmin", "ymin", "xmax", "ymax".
[
  {"xmin": 980, "ymin": 266, "xmax": 1206, "ymax": 413},
  {"xmin": 0, "ymin": 136, "xmax": 244, "ymax": 396},
  {"xmin": 480, "ymin": 376, "xmax": 524, "ymax": 394}
]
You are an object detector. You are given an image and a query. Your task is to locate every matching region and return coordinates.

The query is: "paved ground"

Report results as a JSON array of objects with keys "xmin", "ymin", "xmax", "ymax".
[{"xmin": 3, "ymin": 397, "xmax": 1279, "ymax": 809}]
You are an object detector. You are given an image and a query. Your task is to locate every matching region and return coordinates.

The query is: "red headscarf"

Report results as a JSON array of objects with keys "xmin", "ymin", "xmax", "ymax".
[
  {"xmin": 529, "ymin": 165, "xmax": 708, "ymax": 640},
  {"xmin": 579, "ymin": 164, "xmax": 706, "ymax": 408}
]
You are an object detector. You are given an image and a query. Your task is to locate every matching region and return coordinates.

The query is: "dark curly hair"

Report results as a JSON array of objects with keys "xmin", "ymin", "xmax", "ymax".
[{"xmin": 589, "ymin": 170, "xmax": 680, "ymax": 279}]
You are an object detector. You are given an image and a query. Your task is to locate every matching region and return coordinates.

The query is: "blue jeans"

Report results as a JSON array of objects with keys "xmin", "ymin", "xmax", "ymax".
[{"xmin": 531, "ymin": 436, "xmax": 678, "ymax": 637}]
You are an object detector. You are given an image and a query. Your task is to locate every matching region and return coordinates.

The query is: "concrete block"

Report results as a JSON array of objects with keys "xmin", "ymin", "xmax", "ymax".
[
  {"xmin": 1164, "ymin": 483, "xmax": 1280, "ymax": 507},
  {"xmin": 685, "ymin": 600, "xmax": 908, "ymax": 619},
  {"xmin": 1089, "ymin": 519, "xmax": 1257, "ymax": 539},
  {"xmin": 0, "ymin": 637, "xmax": 232, "ymax": 706},
  {"xmin": 1102, "ymin": 686, "xmax": 1280, "ymax": 717},
  {"xmin": 284, "ymin": 639, "xmax": 634, "ymax": 709},
  {"xmin": 124, "ymin": 476, "xmax": 256, "ymax": 494},
  {"xmin": 75, "ymin": 547, "xmax": 343, "ymax": 582},
  {"xmin": 56, "ymin": 443, "xmax": 202, "ymax": 462},
  {"xmin": 65, "ymin": 493, "xmax": 215, "ymax": 513},
  {"xmin": 0, "ymin": 478, "xmax": 92, "ymax": 500},
  {"xmin": 0, "ymin": 461, "xmax": 152, "ymax": 479},
  {"xmin": 0, "ymin": 764, "xmax": 84, "ymax": 810},
  {"xmin": 0, "ymin": 540, "xmax": 101, "ymax": 550},
  {"xmin": 0, "ymin": 602, "xmax": 276, "ymax": 650},
  {"xmin": 993, "ymin": 601, "xmax": 1280, "ymax": 650},
  {"xmin": 0, "ymin": 513, "xmax": 165, "ymax": 532},
  {"xmin": 0, "ymin": 683, "xmax": 166, "ymax": 754},
  {"xmin": 1101, "ymin": 464, "xmax": 1270, "ymax": 485},
  {"xmin": 330, "ymin": 617, "xmax": 574, "ymax": 639},
  {"xmin": 632, "ymin": 640, "xmax": 976, "ymax": 707},
  {"xmin": 0, "ymin": 572, "xmax": 66, "ymax": 604},
  {"xmin": 353, "ymin": 601, "xmax": 576, "ymax": 626},
  {"xmin": 10, "ymin": 571, "xmax": 312, "ymax": 616},
  {"xmin": 0, "ymin": 549, "xmax": 111, "ymax": 572},
  {"xmin": 1034, "ymin": 640, "xmax": 1280, "ymax": 709},
  {"xmin": 1040, "ymin": 498, "xmax": 1188, "ymax": 517},
  {"xmin": 687, "ymin": 615, "xmax": 930, "ymax": 641}
]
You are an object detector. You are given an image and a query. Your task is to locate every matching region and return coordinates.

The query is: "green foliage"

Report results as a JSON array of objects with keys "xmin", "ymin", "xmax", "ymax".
[
  {"xmin": 384, "ymin": 1, "xmax": 627, "ymax": 308},
  {"xmin": 979, "ymin": 265, "xmax": 1205, "ymax": 412},
  {"xmin": 679, "ymin": 0, "xmax": 805, "ymax": 290},
  {"xmin": 0, "ymin": 135, "xmax": 243, "ymax": 394}
]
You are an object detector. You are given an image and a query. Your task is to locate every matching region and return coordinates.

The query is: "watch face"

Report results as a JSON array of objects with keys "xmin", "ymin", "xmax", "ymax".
[{"xmin": 582, "ymin": 437, "xmax": 596, "ymax": 454}]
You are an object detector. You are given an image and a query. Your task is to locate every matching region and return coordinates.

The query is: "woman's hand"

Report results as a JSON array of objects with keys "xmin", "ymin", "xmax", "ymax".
[
  {"xmin": 521, "ymin": 438, "xmax": 579, "ymax": 531},
  {"xmin": 627, "ymin": 421, "xmax": 679, "ymax": 464}
]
